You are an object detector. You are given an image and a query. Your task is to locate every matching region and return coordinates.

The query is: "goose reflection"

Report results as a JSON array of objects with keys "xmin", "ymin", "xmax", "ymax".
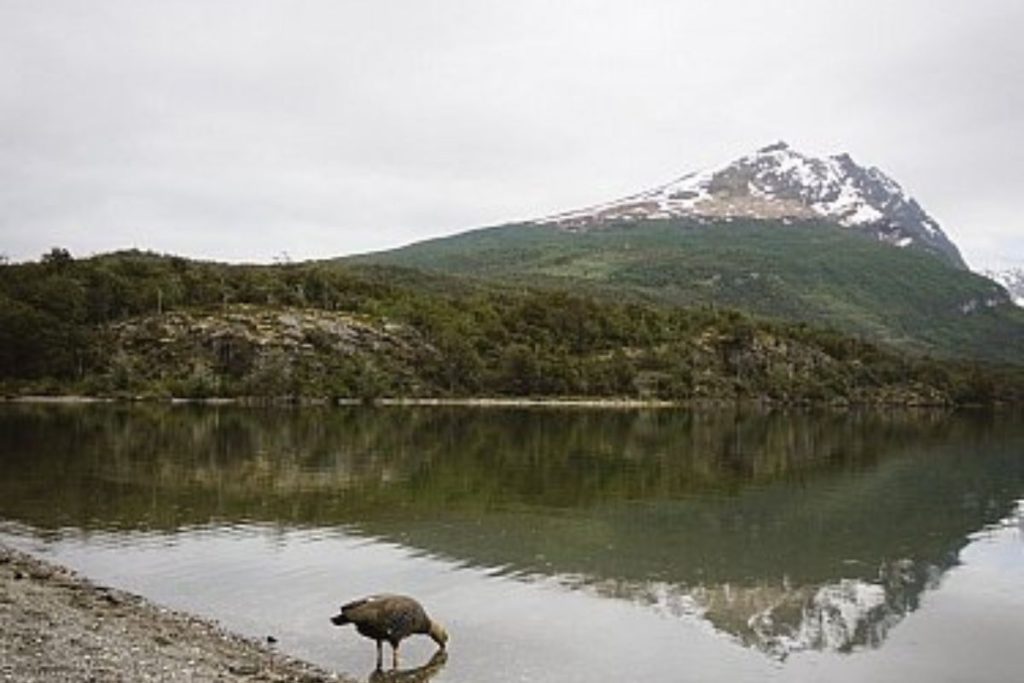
[{"xmin": 368, "ymin": 649, "xmax": 447, "ymax": 683}]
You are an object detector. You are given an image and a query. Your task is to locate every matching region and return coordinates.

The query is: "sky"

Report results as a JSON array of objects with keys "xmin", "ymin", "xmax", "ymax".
[{"xmin": 2, "ymin": 0, "xmax": 1022, "ymax": 270}]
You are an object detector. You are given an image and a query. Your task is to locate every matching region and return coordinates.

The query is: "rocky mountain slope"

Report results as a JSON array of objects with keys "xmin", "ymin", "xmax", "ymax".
[{"xmin": 537, "ymin": 142, "xmax": 966, "ymax": 268}]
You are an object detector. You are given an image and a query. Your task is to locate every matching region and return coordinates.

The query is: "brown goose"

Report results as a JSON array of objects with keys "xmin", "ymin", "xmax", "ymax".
[{"xmin": 331, "ymin": 594, "xmax": 448, "ymax": 669}]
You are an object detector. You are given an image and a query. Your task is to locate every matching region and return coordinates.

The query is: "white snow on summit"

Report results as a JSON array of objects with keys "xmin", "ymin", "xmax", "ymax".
[
  {"xmin": 543, "ymin": 143, "xmax": 902, "ymax": 229},
  {"xmin": 536, "ymin": 142, "xmax": 966, "ymax": 268}
]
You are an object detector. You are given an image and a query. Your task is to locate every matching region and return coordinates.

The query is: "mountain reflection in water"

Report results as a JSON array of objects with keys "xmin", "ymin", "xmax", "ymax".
[{"xmin": 1, "ymin": 404, "xmax": 1022, "ymax": 661}]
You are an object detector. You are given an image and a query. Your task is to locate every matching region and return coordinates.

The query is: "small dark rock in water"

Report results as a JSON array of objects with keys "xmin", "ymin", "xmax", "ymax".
[
  {"xmin": 13, "ymin": 570, "xmax": 24, "ymax": 580},
  {"xmin": 266, "ymin": 635, "xmax": 278, "ymax": 645}
]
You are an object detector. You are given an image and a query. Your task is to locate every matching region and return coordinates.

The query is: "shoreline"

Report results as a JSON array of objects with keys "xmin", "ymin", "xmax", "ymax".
[
  {"xmin": 2, "ymin": 394, "xmax": 681, "ymax": 408},
  {"xmin": 1, "ymin": 394, "xmax": 969, "ymax": 410},
  {"xmin": 0, "ymin": 544, "xmax": 344, "ymax": 682}
]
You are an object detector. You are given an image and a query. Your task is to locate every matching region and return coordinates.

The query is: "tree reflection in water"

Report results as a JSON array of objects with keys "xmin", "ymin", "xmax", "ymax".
[{"xmin": 1, "ymin": 404, "xmax": 1022, "ymax": 658}]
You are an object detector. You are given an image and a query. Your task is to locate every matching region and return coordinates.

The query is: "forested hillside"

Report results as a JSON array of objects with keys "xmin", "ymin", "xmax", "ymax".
[
  {"xmin": 352, "ymin": 219, "xmax": 1024, "ymax": 363},
  {"xmin": 1, "ymin": 248, "xmax": 1020, "ymax": 404}
]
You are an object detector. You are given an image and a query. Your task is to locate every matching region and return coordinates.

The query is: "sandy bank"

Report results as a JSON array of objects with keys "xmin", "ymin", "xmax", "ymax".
[{"xmin": 0, "ymin": 544, "xmax": 345, "ymax": 682}]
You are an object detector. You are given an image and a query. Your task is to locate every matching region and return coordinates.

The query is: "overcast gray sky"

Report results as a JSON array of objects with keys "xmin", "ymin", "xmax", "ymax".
[{"xmin": 2, "ymin": 0, "xmax": 1022, "ymax": 269}]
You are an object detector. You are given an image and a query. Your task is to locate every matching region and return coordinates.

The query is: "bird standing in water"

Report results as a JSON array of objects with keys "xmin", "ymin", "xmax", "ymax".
[{"xmin": 331, "ymin": 594, "xmax": 448, "ymax": 669}]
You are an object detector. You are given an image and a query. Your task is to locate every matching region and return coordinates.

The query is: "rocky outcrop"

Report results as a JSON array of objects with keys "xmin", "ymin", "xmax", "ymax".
[{"xmin": 97, "ymin": 305, "xmax": 436, "ymax": 399}]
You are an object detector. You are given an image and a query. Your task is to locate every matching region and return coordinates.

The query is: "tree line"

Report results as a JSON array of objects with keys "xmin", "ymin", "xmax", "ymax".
[{"xmin": 1, "ymin": 248, "xmax": 1020, "ymax": 404}]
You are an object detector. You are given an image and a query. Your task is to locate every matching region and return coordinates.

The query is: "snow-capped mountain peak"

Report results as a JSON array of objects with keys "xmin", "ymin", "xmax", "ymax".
[{"xmin": 537, "ymin": 142, "xmax": 965, "ymax": 268}]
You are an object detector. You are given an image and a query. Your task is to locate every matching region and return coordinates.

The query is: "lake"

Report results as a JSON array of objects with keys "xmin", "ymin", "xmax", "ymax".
[{"xmin": 1, "ymin": 403, "xmax": 1022, "ymax": 682}]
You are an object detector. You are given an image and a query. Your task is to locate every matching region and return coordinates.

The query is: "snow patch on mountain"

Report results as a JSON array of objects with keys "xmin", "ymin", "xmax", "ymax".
[{"xmin": 983, "ymin": 268, "xmax": 1024, "ymax": 307}]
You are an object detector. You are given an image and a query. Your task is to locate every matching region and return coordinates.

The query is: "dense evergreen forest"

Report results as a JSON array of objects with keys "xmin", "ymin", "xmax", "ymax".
[{"xmin": 1, "ymin": 248, "xmax": 1021, "ymax": 404}]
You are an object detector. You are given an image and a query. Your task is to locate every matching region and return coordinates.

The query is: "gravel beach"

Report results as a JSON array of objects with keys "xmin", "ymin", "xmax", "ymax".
[{"xmin": 0, "ymin": 544, "xmax": 346, "ymax": 682}]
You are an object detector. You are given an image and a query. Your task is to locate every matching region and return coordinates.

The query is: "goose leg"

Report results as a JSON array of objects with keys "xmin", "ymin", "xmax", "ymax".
[
  {"xmin": 375, "ymin": 640, "xmax": 383, "ymax": 670},
  {"xmin": 392, "ymin": 642, "xmax": 400, "ymax": 669}
]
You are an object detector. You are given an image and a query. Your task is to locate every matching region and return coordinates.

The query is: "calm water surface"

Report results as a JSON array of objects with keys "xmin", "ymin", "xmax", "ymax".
[{"xmin": 1, "ymin": 404, "xmax": 1022, "ymax": 682}]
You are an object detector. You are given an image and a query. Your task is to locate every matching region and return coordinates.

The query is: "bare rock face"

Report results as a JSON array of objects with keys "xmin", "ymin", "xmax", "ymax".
[{"xmin": 536, "ymin": 142, "xmax": 966, "ymax": 269}]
